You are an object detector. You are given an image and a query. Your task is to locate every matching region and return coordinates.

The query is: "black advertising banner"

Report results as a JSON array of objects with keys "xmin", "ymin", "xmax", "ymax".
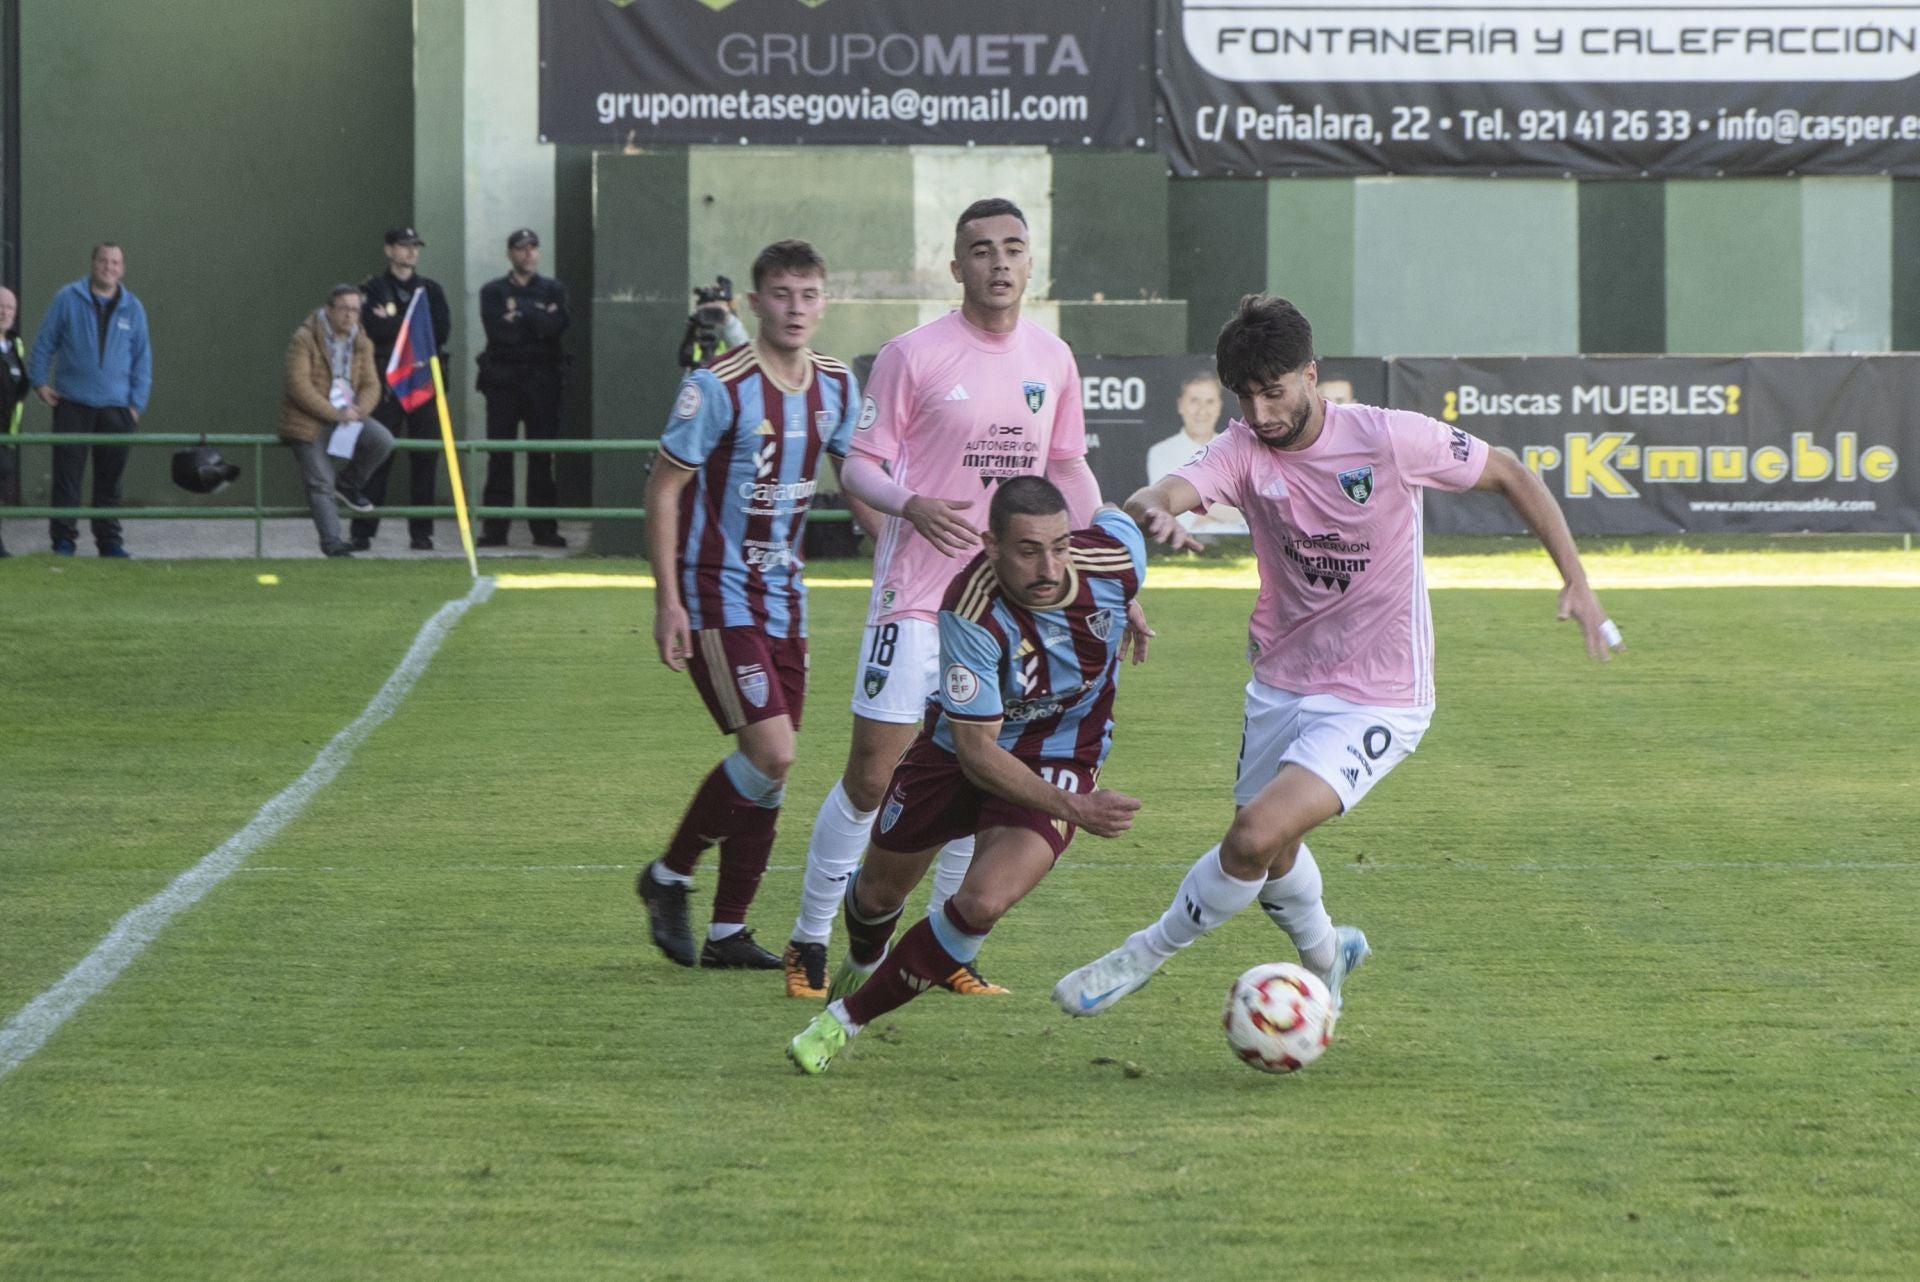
[
  {"xmin": 1158, "ymin": 0, "xmax": 1920, "ymax": 176},
  {"xmin": 540, "ymin": 0, "xmax": 1152, "ymax": 147},
  {"xmin": 1080, "ymin": 354, "xmax": 1387, "ymax": 535},
  {"xmin": 1391, "ymin": 356, "xmax": 1918, "ymax": 535}
]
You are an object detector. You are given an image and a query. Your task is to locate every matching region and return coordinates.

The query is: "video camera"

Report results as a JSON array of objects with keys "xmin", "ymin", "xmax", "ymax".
[{"xmin": 678, "ymin": 275, "xmax": 737, "ymax": 369}]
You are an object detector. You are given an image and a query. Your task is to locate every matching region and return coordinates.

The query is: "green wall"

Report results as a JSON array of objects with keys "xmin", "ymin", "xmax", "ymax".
[
  {"xmin": 17, "ymin": 0, "xmax": 414, "ymax": 510},
  {"xmin": 1666, "ymin": 181, "xmax": 1803, "ymax": 354},
  {"xmin": 1267, "ymin": 178, "xmax": 1356, "ymax": 355},
  {"xmin": 1579, "ymin": 181, "xmax": 1666, "ymax": 354},
  {"xmin": 1353, "ymin": 178, "xmax": 1580, "ymax": 356}
]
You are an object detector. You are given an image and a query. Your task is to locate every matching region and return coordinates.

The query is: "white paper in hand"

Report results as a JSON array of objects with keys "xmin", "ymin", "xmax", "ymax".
[{"xmin": 327, "ymin": 420, "xmax": 363, "ymax": 460}]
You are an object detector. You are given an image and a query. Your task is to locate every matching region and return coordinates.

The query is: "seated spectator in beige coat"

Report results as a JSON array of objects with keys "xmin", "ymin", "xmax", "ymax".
[{"xmin": 280, "ymin": 285, "xmax": 394, "ymax": 557}]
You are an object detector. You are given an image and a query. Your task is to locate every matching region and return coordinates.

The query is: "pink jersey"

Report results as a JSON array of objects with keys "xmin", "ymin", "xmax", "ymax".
[
  {"xmin": 853, "ymin": 310, "xmax": 1086, "ymax": 623},
  {"xmin": 1173, "ymin": 403, "xmax": 1490, "ymax": 707}
]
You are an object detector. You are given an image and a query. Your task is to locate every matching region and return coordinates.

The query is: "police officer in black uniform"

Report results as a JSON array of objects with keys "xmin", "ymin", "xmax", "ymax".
[
  {"xmin": 476, "ymin": 228, "xmax": 571, "ymax": 548},
  {"xmin": 355, "ymin": 227, "xmax": 453, "ymax": 551}
]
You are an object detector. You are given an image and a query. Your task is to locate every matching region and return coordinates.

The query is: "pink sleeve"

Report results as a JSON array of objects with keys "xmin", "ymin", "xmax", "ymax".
[
  {"xmin": 1171, "ymin": 426, "xmax": 1248, "ymax": 511},
  {"xmin": 849, "ymin": 341, "xmax": 910, "ymax": 463},
  {"xmin": 840, "ymin": 453, "xmax": 915, "ymax": 516},
  {"xmin": 1043, "ymin": 453, "xmax": 1102, "ymax": 526},
  {"xmin": 1047, "ymin": 351, "xmax": 1086, "ymax": 460},
  {"xmin": 1387, "ymin": 409, "xmax": 1489, "ymax": 492}
]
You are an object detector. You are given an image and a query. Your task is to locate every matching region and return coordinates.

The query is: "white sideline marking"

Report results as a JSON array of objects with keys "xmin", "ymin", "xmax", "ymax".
[{"xmin": 0, "ymin": 577, "xmax": 498, "ymax": 1082}]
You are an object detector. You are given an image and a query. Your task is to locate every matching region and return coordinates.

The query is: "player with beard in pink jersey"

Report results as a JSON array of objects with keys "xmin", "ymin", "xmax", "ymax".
[
  {"xmin": 780, "ymin": 197, "xmax": 1152, "ymax": 1000},
  {"xmin": 1054, "ymin": 294, "xmax": 1624, "ymax": 1022}
]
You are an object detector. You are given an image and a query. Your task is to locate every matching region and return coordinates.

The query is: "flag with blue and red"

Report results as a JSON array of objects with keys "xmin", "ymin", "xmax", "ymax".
[{"xmin": 384, "ymin": 288, "xmax": 437, "ymax": 412}]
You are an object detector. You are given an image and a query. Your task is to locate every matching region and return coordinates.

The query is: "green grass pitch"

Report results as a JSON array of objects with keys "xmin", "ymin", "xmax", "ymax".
[{"xmin": 2, "ymin": 543, "xmax": 1917, "ymax": 1280}]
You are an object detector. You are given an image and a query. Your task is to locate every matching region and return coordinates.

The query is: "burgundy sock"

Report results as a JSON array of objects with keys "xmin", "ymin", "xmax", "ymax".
[
  {"xmin": 843, "ymin": 917, "xmax": 958, "ymax": 1026},
  {"xmin": 712, "ymin": 804, "xmax": 778, "ymax": 925},
  {"xmin": 844, "ymin": 883, "xmax": 904, "ymax": 965},
  {"xmin": 663, "ymin": 764, "xmax": 748, "ymax": 876}
]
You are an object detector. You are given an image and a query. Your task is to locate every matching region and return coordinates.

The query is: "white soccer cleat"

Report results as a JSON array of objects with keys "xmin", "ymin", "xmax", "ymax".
[
  {"xmin": 1322, "ymin": 925, "xmax": 1371, "ymax": 1013},
  {"xmin": 1052, "ymin": 940, "xmax": 1164, "ymax": 1018}
]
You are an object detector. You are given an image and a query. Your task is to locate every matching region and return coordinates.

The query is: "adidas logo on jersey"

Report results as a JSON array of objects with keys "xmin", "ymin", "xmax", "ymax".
[{"xmin": 945, "ymin": 385, "xmax": 970, "ymax": 402}]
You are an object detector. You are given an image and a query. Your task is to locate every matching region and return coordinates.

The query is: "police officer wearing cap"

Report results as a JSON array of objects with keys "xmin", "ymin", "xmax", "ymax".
[
  {"xmin": 355, "ymin": 226, "xmax": 452, "ymax": 551},
  {"xmin": 476, "ymin": 228, "xmax": 571, "ymax": 548}
]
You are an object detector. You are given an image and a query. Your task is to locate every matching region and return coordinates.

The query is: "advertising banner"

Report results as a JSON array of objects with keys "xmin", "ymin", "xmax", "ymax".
[
  {"xmin": 1392, "ymin": 356, "xmax": 1917, "ymax": 534},
  {"xmin": 540, "ymin": 0, "xmax": 1153, "ymax": 148},
  {"xmin": 1079, "ymin": 355, "xmax": 1388, "ymax": 536},
  {"xmin": 1158, "ymin": 0, "xmax": 1920, "ymax": 176}
]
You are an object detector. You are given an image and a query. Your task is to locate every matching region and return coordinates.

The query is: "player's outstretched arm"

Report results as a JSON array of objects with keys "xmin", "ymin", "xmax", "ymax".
[
  {"xmin": 1471, "ymin": 450, "xmax": 1623, "ymax": 662},
  {"xmin": 646, "ymin": 461, "xmax": 697, "ymax": 671},
  {"xmin": 950, "ymin": 722, "xmax": 1141, "ymax": 839},
  {"xmin": 840, "ymin": 453, "xmax": 979, "ymax": 555},
  {"xmin": 832, "ymin": 458, "xmax": 885, "ymax": 540},
  {"xmin": 1123, "ymin": 477, "xmax": 1206, "ymax": 553}
]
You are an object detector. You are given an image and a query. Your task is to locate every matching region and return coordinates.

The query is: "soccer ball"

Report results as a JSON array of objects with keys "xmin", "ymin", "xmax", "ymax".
[{"xmin": 1222, "ymin": 962, "xmax": 1335, "ymax": 1073}]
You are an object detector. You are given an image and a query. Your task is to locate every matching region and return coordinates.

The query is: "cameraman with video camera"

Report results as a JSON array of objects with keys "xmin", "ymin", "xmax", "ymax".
[{"xmin": 677, "ymin": 275, "xmax": 748, "ymax": 369}]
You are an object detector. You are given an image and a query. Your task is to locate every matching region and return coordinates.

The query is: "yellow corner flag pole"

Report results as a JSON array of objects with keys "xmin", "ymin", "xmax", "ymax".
[{"xmin": 428, "ymin": 355, "xmax": 480, "ymax": 579}]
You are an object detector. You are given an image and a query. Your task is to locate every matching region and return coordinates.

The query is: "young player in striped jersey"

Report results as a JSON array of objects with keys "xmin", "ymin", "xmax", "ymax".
[
  {"xmin": 787, "ymin": 477, "xmax": 1147, "ymax": 1074},
  {"xmin": 639, "ymin": 240, "xmax": 860, "ymax": 971},
  {"xmin": 782, "ymin": 197, "xmax": 1153, "ymax": 1001}
]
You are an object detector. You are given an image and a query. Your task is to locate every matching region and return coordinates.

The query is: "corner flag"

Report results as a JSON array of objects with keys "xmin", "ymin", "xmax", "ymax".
[{"xmin": 385, "ymin": 289, "xmax": 437, "ymax": 412}]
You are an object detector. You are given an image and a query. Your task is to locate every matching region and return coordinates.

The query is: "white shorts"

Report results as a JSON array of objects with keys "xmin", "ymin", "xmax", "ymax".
[
  {"xmin": 1233, "ymin": 680, "xmax": 1433, "ymax": 812},
  {"xmin": 849, "ymin": 617, "xmax": 940, "ymax": 724}
]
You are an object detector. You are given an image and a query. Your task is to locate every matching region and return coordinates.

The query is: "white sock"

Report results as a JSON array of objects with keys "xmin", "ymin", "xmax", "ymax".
[
  {"xmin": 650, "ymin": 861, "xmax": 691, "ymax": 887},
  {"xmin": 792, "ymin": 779, "xmax": 876, "ymax": 946},
  {"xmin": 707, "ymin": 922, "xmax": 743, "ymax": 942},
  {"xmin": 926, "ymin": 834, "xmax": 976, "ymax": 919},
  {"xmin": 1258, "ymin": 845, "xmax": 1336, "ymax": 977},
  {"xmin": 1141, "ymin": 846, "xmax": 1265, "ymax": 959},
  {"xmin": 826, "ymin": 998, "xmax": 864, "ymax": 1037}
]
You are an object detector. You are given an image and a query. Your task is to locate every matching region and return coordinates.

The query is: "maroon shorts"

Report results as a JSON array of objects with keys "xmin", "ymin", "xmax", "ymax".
[
  {"xmin": 686, "ymin": 628, "xmax": 808, "ymax": 733},
  {"xmin": 870, "ymin": 735, "xmax": 1097, "ymax": 860}
]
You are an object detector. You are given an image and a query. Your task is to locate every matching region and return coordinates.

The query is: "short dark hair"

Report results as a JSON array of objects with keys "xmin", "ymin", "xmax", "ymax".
[
  {"xmin": 1215, "ymin": 294, "xmax": 1315, "ymax": 395},
  {"xmin": 988, "ymin": 475, "xmax": 1068, "ymax": 538},
  {"xmin": 327, "ymin": 283, "xmax": 363, "ymax": 305},
  {"xmin": 1179, "ymin": 369, "xmax": 1219, "ymax": 393},
  {"xmin": 751, "ymin": 239, "xmax": 827, "ymax": 291},
  {"xmin": 955, "ymin": 198, "xmax": 1027, "ymax": 245},
  {"xmin": 91, "ymin": 242, "xmax": 121, "ymax": 261}
]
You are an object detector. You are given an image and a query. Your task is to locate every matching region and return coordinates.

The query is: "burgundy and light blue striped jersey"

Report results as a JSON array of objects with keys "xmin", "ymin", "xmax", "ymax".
[
  {"xmin": 929, "ymin": 509, "xmax": 1146, "ymax": 769},
  {"xmin": 658, "ymin": 345, "xmax": 859, "ymax": 638}
]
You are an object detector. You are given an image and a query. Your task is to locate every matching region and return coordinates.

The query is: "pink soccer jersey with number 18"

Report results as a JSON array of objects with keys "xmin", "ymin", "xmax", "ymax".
[
  {"xmin": 852, "ymin": 309, "xmax": 1086, "ymax": 625},
  {"xmin": 1173, "ymin": 402, "xmax": 1491, "ymax": 707}
]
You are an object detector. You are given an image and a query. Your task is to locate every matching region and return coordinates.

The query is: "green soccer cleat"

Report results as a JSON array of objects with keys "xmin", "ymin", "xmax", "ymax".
[
  {"xmin": 826, "ymin": 952, "xmax": 881, "ymax": 1002},
  {"xmin": 787, "ymin": 1010, "xmax": 851, "ymax": 1075}
]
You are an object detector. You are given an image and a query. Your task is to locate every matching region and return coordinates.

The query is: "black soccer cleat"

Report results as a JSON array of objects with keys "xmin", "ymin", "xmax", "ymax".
[
  {"xmin": 699, "ymin": 928, "xmax": 783, "ymax": 970},
  {"xmin": 636, "ymin": 861, "xmax": 697, "ymax": 967}
]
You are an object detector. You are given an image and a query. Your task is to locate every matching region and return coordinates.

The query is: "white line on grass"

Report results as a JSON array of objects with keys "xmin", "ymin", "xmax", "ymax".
[{"xmin": 0, "ymin": 576, "xmax": 498, "ymax": 1083}]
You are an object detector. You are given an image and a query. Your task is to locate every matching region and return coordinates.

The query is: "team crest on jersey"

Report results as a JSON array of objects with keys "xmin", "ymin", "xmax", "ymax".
[
  {"xmin": 1088, "ymin": 609, "xmax": 1117, "ymax": 642},
  {"xmin": 880, "ymin": 587, "xmax": 897, "ymax": 611},
  {"xmin": 1022, "ymin": 381, "xmax": 1047, "ymax": 413},
  {"xmin": 673, "ymin": 383, "xmax": 702, "ymax": 419},
  {"xmin": 754, "ymin": 419, "xmax": 775, "ymax": 436},
  {"xmin": 736, "ymin": 664, "xmax": 770, "ymax": 708},
  {"xmin": 1338, "ymin": 466, "xmax": 1374, "ymax": 505},
  {"xmin": 863, "ymin": 666, "xmax": 888, "ymax": 698},
  {"xmin": 857, "ymin": 396, "xmax": 878, "ymax": 431},
  {"xmin": 815, "ymin": 409, "xmax": 836, "ymax": 437}
]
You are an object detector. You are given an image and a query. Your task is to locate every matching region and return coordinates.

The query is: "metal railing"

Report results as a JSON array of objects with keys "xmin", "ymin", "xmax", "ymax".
[{"xmin": 0, "ymin": 431, "xmax": 847, "ymax": 558}]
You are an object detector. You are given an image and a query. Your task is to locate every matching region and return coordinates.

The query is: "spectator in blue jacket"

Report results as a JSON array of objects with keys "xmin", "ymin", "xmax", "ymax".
[{"xmin": 29, "ymin": 243, "xmax": 151, "ymax": 557}]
